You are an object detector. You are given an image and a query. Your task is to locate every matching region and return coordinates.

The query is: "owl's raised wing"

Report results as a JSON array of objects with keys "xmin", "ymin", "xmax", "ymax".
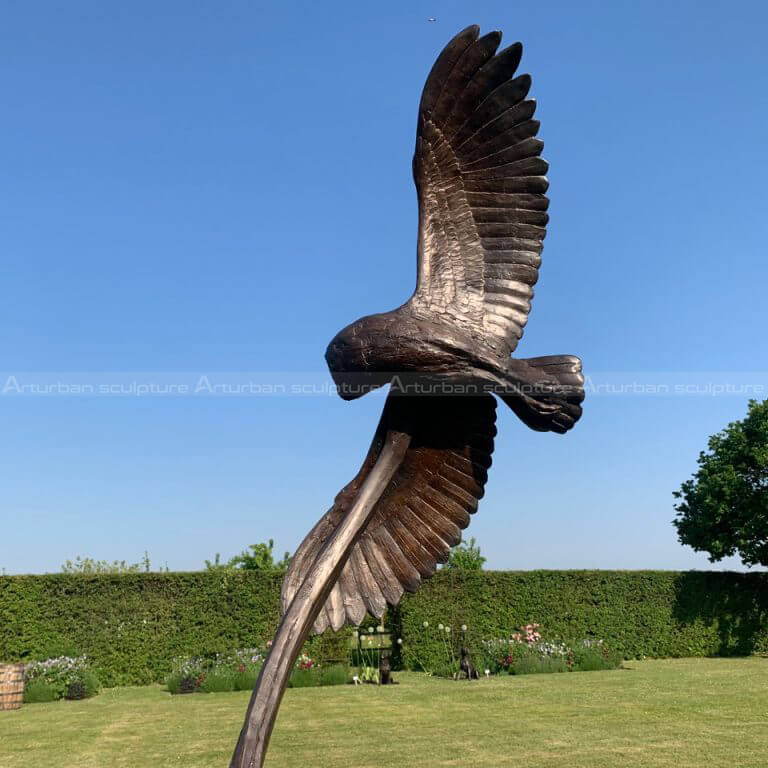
[{"xmin": 411, "ymin": 26, "xmax": 548, "ymax": 355}]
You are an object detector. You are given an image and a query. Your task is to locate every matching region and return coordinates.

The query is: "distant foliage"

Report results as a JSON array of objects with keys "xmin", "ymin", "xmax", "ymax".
[
  {"xmin": 3, "ymin": 570, "xmax": 768, "ymax": 688},
  {"xmin": 61, "ymin": 551, "xmax": 166, "ymax": 574},
  {"xmin": 673, "ymin": 399, "xmax": 768, "ymax": 567},
  {"xmin": 205, "ymin": 540, "xmax": 290, "ymax": 572},
  {"xmin": 62, "ymin": 557, "xmax": 142, "ymax": 575},
  {"xmin": 395, "ymin": 570, "xmax": 768, "ymax": 674},
  {"xmin": 443, "ymin": 537, "xmax": 486, "ymax": 571},
  {"xmin": 0, "ymin": 571, "xmax": 348, "ymax": 687}
]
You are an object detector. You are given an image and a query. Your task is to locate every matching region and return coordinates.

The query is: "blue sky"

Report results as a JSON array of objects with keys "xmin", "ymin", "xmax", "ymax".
[{"xmin": 1, "ymin": 1, "xmax": 766, "ymax": 574}]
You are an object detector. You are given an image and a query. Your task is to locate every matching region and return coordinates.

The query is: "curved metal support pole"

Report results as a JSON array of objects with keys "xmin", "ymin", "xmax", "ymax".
[{"xmin": 230, "ymin": 429, "xmax": 411, "ymax": 768}]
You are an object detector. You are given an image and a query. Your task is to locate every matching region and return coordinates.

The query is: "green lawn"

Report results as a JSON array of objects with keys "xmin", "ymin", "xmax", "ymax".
[{"xmin": 1, "ymin": 659, "xmax": 766, "ymax": 767}]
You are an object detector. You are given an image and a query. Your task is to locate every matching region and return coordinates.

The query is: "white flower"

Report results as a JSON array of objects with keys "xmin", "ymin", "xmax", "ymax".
[
  {"xmin": 397, "ymin": 638, "xmax": 403, "ymax": 645},
  {"xmin": 461, "ymin": 624, "xmax": 467, "ymax": 632},
  {"xmin": 445, "ymin": 626, "xmax": 451, "ymax": 633},
  {"xmin": 367, "ymin": 626, "xmax": 374, "ymax": 634},
  {"xmin": 438, "ymin": 623, "xmax": 444, "ymax": 631},
  {"xmin": 484, "ymin": 669, "xmax": 490, "ymax": 677},
  {"xmin": 423, "ymin": 621, "xmax": 429, "ymax": 628}
]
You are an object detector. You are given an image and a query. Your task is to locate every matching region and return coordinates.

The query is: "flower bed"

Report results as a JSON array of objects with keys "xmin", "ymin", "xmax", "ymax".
[
  {"xmin": 409, "ymin": 621, "xmax": 622, "ymax": 678},
  {"xmin": 23, "ymin": 656, "xmax": 100, "ymax": 703},
  {"xmin": 166, "ymin": 645, "xmax": 350, "ymax": 694}
]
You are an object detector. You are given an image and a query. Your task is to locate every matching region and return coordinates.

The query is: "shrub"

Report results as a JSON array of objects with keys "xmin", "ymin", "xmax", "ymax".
[
  {"xmin": 513, "ymin": 653, "xmax": 567, "ymax": 675},
  {"xmin": 166, "ymin": 656, "xmax": 206, "ymax": 694},
  {"xmin": 65, "ymin": 681, "xmax": 87, "ymax": 700},
  {"xmin": 178, "ymin": 676, "xmax": 198, "ymax": 694},
  {"xmin": 571, "ymin": 640, "xmax": 622, "ymax": 672},
  {"xmin": 233, "ymin": 666, "xmax": 261, "ymax": 691},
  {"xmin": 65, "ymin": 671, "xmax": 100, "ymax": 699},
  {"xmin": 432, "ymin": 661, "xmax": 460, "ymax": 679},
  {"xmin": 23, "ymin": 680, "xmax": 59, "ymax": 703},
  {"xmin": 497, "ymin": 642, "xmax": 535, "ymax": 674},
  {"xmin": 24, "ymin": 655, "xmax": 99, "ymax": 700},
  {"xmin": 572, "ymin": 648, "xmax": 611, "ymax": 672},
  {"xmin": 166, "ymin": 649, "xmax": 267, "ymax": 694},
  {"xmin": 200, "ymin": 668, "xmax": 235, "ymax": 693},
  {"xmin": 320, "ymin": 663, "xmax": 349, "ymax": 686},
  {"xmin": 82, "ymin": 670, "xmax": 101, "ymax": 697},
  {"xmin": 289, "ymin": 668, "xmax": 320, "ymax": 688},
  {"xmin": 166, "ymin": 672, "xmax": 184, "ymax": 694}
]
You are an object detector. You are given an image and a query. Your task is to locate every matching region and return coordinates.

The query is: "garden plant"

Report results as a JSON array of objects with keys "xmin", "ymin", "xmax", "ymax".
[{"xmin": 23, "ymin": 655, "xmax": 100, "ymax": 703}]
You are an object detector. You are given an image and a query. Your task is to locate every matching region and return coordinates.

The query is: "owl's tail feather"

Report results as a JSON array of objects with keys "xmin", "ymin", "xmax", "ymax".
[{"xmin": 500, "ymin": 355, "xmax": 584, "ymax": 434}]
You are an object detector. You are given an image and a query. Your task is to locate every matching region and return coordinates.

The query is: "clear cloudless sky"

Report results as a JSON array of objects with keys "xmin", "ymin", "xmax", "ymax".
[{"xmin": 1, "ymin": 1, "xmax": 766, "ymax": 574}]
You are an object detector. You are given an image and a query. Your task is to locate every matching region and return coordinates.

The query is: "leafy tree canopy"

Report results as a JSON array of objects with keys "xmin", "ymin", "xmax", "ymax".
[
  {"xmin": 205, "ymin": 539, "xmax": 290, "ymax": 572},
  {"xmin": 673, "ymin": 399, "xmax": 768, "ymax": 567},
  {"xmin": 443, "ymin": 536, "xmax": 486, "ymax": 571}
]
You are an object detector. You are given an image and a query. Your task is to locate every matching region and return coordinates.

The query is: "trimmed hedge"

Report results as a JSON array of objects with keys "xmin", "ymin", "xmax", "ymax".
[
  {"xmin": 2, "ymin": 570, "xmax": 767, "ymax": 686},
  {"xmin": 0, "ymin": 571, "xmax": 349, "ymax": 687},
  {"xmin": 394, "ymin": 570, "xmax": 768, "ymax": 673}
]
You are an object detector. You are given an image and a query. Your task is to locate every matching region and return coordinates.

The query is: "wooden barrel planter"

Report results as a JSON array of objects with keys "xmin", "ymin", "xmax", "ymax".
[{"xmin": 0, "ymin": 664, "xmax": 25, "ymax": 711}]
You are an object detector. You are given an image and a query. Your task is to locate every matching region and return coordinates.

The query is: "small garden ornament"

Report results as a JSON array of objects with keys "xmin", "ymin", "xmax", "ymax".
[
  {"xmin": 379, "ymin": 650, "xmax": 394, "ymax": 686},
  {"xmin": 459, "ymin": 647, "xmax": 480, "ymax": 680}
]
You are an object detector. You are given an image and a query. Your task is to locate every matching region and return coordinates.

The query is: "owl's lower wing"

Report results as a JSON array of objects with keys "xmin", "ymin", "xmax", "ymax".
[{"xmin": 281, "ymin": 393, "xmax": 496, "ymax": 633}]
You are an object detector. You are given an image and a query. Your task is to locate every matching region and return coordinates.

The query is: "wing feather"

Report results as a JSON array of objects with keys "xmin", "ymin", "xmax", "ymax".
[
  {"xmin": 411, "ymin": 29, "xmax": 548, "ymax": 353},
  {"xmin": 281, "ymin": 394, "xmax": 496, "ymax": 632}
]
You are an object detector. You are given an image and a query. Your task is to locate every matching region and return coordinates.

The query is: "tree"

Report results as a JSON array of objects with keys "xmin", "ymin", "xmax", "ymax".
[
  {"xmin": 230, "ymin": 540, "xmax": 291, "ymax": 571},
  {"xmin": 443, "ymin": 537, "xmax": 486, "ymax": 571},
  {"xmin": 673, "ymin": 399, "xmax": 768, "ymax": 567},
  {"xmin": 205, "ymin": 540, "xmax": 290, "ymax": 572}
]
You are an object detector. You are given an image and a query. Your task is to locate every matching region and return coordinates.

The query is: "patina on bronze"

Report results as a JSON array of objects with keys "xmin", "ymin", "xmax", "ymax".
[{"xmin": 231, "ymin": 26, "xmax": 584, "ymax": 768}]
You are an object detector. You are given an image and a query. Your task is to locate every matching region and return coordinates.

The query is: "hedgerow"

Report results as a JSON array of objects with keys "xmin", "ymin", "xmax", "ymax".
[
  {"xmin": 2, "ymin": 570, "xmax": 766, "ymax": 686},
  {"xmin": 0, "ymin": 571, "xmax": 348, "ymax": 686},
  {"xmin": 393, "ymin": 570, "xmax": 768, "ymax": 673}
]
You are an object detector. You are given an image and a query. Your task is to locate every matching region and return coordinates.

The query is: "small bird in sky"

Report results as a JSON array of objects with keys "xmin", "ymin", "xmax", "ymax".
[{"xmin": 428, "ymin": 16, "xmax": 437, "ymax": 22}]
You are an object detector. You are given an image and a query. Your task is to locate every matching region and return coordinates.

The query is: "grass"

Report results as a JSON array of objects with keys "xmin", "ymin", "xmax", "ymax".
[{"xmin": 1, "ymin": 658, "xmax": 766, "ymax": 767}]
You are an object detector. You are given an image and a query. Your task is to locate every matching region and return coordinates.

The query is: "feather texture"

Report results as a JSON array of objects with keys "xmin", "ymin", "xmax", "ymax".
[
  {"xmin": 281, "ymin": 395, "xmax": 496, "ymax": 632},
  {"xmin": 411, "ymin": 26, "xmax": 548, "ymax": 353}
]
